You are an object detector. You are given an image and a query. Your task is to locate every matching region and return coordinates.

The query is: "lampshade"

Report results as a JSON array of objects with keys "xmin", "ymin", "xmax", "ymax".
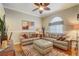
[{"xmin": 72, "ymin": 24, "xmax": 79, "ymax": 30}]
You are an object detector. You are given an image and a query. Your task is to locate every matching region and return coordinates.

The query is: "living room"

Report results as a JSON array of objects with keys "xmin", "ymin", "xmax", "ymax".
[{"xmin": 0, "ymin": 3, "xmax": 79, "ymax": 56}]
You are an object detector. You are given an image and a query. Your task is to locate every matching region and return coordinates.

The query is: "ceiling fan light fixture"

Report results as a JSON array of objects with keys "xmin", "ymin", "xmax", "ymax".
[
  {"xmin": 39, "ymin": 6, "xmax": 44, "ymax": 11},
  {"xmin": 32, "ymin": 3, "xmax": 50, "ymax": 14}
]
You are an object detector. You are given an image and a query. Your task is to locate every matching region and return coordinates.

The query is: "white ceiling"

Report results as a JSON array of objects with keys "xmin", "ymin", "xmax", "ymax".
[{"xmin": 3, "ymin": 3, "xmax": 78, "ymax": 17}]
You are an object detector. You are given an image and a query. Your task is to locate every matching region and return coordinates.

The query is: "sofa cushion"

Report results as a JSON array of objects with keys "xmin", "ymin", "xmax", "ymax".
[
  {"xmin": 53, "ymin": 43, "xmax": 68, "ymax": 50},
  {"xmin": 45, "ymin": 38, "xmax": 56, "ymax": 42},
  {"xmin": 53, "ymin": 40, "xmax": 68, "ymax": 46},
  {"xmin": 21, "ymin": 38, "xmax": 39, "ymax": 42}
]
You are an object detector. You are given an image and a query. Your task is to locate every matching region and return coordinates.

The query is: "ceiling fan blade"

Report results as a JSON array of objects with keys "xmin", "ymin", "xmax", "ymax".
[
  {"xmin": 44, "ymin": 7, "xmax": 50, "ymax": 10},
  {"xmin": 32, "ymin": 8, "xmax": 38, "ymax": 11},
  {"xmin": 44, "ymin": 3, "xmax": 50, "ymax": 6},
  {"xmin": 39, "ymin": 10, "xmax": 43, "ymax": 14},
  {"xmin": 34, "ymin": 3, "xmax": 40, "ymax": 6}
]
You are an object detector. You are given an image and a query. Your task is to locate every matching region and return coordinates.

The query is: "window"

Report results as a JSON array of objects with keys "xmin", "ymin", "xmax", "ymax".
[{"xmin": 49, "ymin": 17, "xmax": 64, "ymax": 34}]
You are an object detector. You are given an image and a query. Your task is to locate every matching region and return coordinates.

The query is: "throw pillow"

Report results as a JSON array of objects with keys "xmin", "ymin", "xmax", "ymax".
[
  {"xmin": 22, "ymin": 34, "xmax": 28, "ymax": 39},
  {"xmin": 57, "ymin": 36, "xmax": 62, "ymax": 40},
  {"xmin": 60, "ymin": 36, "xmax": 66, "ymax": 41}
]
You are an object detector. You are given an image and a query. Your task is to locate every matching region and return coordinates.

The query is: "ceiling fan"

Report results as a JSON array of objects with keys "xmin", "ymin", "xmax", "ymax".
[{"xmin": 32, "ymin": 3, "xmax": 50, "ymax": 14}]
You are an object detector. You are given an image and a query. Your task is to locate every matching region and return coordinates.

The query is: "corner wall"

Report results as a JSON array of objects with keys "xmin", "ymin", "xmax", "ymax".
[{"xmin": 5, "ymin": 8, "xmax": 42, "ymax": 44}]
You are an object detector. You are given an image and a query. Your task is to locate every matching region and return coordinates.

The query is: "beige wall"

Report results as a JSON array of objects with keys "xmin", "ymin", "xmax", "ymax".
[
  {"xmin": 42, "ymin": 5, "xmax": 79, "ymax": 33},
  {"xmin": 5, "ymin": 8, "xmax": 42, "ymax": 44}
]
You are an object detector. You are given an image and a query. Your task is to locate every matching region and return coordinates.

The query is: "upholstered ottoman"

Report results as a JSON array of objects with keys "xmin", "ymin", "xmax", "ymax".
[{"xmin": 33, "ymin": 39, "xmax": 53, "ymax": 55}]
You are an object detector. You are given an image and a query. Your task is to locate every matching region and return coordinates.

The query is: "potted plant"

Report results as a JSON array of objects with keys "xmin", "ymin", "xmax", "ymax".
[{"xmin": 0, "ymin": 18, "xmax": 6, "ymax": 44}]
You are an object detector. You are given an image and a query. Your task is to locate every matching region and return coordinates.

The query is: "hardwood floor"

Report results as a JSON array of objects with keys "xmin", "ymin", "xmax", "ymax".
[{"xmin": 14, "ymin": 44, "xmax": 25, "ymax": 56}]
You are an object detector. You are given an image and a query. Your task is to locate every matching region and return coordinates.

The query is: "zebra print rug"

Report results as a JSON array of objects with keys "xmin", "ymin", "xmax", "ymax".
[{"xmin": 21, "ymin": 45, "xmax": 69, "ymax": 56}]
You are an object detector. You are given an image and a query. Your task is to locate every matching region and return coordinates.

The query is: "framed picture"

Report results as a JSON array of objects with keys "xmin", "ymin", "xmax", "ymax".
[{"xmin": 22, "ymin": 20, "xmax": 34, "ymax": 30}]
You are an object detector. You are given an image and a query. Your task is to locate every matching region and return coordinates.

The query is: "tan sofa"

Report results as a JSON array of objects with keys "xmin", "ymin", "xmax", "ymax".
[
  {"xmin": 43, "ymin": 33, "xmax": 71, "ymax": 51},
  {"xmin": 44, "ymin": 38, "xmax": 70, "ymax": 50},
  {"xmin": 19, "ymin": 32, "xmax": 39, "ymax": 46},
  {"xmin": 20, "ymin": 38, "xmax": 39, "ymax": 46},
  {"xmin": 20, "ymin": 32, "xmax": 71, "ymax": 51}
]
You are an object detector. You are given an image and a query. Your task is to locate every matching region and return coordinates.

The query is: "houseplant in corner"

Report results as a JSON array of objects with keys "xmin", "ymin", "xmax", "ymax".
[
  {"xmin": 0, "ymin": 18, "xmax": 4, "ymax": 44},
  {"xmin": 0, "ymin": 17, "xmax": 8, "ymax": 49}
]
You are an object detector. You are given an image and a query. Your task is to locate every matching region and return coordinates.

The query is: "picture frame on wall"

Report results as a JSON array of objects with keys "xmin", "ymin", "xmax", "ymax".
[{"xmin": 22, "ymin": 20, "xmax": 34, "ymax": 30}]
